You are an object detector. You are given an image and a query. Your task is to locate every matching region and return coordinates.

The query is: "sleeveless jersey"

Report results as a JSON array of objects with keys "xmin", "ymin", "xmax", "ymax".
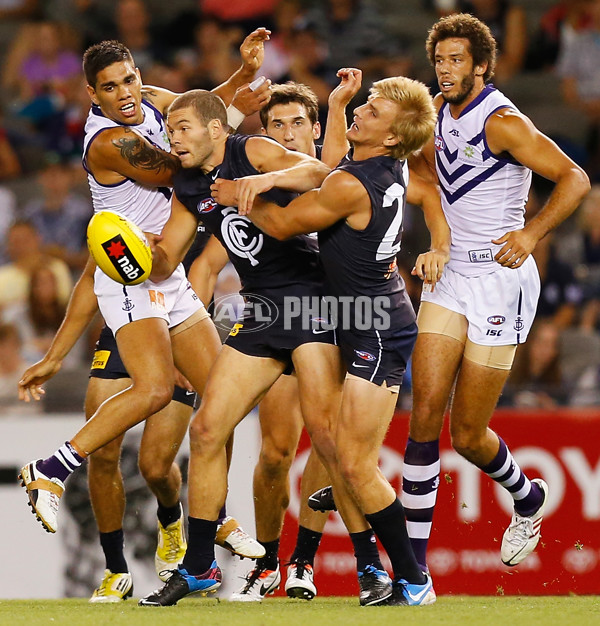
[
  {"xmin": 82, "ymin": 100, "xmax": 172, "ymax": 235},
  {"xmin": 435, "ymin": 85, "xmax": 532, "ymax": 276},
  {"xmin": 318, "ymin": 154, "xmax": 416, "ymax": 335},
  {"xmin": 173, "ymin": 134, "xmax": 323, "ymax": 295}
]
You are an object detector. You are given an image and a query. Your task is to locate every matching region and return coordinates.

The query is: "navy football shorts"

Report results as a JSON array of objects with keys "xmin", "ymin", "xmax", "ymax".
[{"xmin": 338, "ymin": 322, "xmax": 418, "ymax": 388}]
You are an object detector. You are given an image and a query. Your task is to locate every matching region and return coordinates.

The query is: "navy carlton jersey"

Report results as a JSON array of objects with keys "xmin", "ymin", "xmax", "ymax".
[
  {"xmin": 173, "ymin": 134, "xmax": 323, "ymax": 295},
  {"xmin": 318, "ymin": 155, "xmax": 416, "ymax": 334}
]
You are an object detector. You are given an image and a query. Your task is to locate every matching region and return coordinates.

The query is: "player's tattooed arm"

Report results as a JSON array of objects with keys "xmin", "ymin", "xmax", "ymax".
[
  {"xmin": 112, "ymin": 129, "xmax": 179, "ymax": 174},
  {"xmin": 89, "ymin": 126, "xmax": 179, "ymax": 186}
]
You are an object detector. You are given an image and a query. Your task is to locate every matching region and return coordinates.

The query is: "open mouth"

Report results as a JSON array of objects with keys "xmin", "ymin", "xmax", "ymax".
[{"xmin": 120, "ymin": 102, "xmax": 136, "ymax": 116}]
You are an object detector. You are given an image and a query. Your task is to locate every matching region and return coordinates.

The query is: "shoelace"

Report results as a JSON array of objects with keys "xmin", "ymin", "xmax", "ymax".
[
  {"xmin": 240, "ymin": 567, "xmax": 268, "ymax": 593},
  {"xmin": 162, "ymin": 525, "xmax": 183, "ymax": 560},
  {"xmin": 286, "ymin": 561, "xmax": 311, "ymax": 580},
  {"xmin": 506, "ymin": 516, "xmax": 535, "ymax": 545}
]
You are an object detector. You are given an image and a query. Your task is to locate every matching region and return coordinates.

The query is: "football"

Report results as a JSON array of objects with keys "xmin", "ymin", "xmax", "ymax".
[{"xmin": 87, "ymin": 210, "xmax": 152, "ymax": 285}]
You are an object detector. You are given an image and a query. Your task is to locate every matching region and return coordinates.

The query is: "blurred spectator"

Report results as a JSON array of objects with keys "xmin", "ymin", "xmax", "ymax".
[
  {"xmin": 566, "ymin": 185, "xmax": 600, "ymax": 331},
  {"xmin": 526, "ymin": 0, "xmax": 591, "ymax": 71},
  {"xmin": 0, "ymin": 121, "xmax": 22, "ymax": 180},
  {"xmin": 22, "ymin": 155, "xmax": 91, "ymax": 273},
  {"xmin": 503, "ymin": 319, "xmax": 567, "ymax": 408},
  {"xmin": 2, "ymin": 264, "xmax": 67, "ymax": 365},
  {"xmin": 306, "ymin": 0, "xmax": 409, "ymax": 82},
  {"xmin": 560, "ymin": 325, "xmax": 600, "ymax": 405},
  {"xmin": 110, "ymin": 0, "xmax": 169, "ymax": 74},
  {"xmin": 0, "ymin": 220, "xmax": 72, "ymax": 310},
  {"xmin": 0, "ymin": 322, "xmax": 40, "ymax": 414},
  {"xmin": 1, "ymin": 21, "xmax": 81, "ymax": 154},
  {"xmin": 0, "ymin": 0, "xmax": 38, "ymax": 20},
  {"xmin": 533, "ymin": 231, "xmax": 584, "ymax": 329},
  {"xmin": 175, "ymin": 17, "xmax": 243, "ymax": 91},
  {"xmin": 459, "ymin": 0, "xmax": 527, "ymax": 83},
  {"xmin": 0, "ymin": 187, "xmax": 17, "ymax": 265},
  {"xmin": 557, "ymin": 0, "xmax": 600, "ymax": 182},
  {"xmin": 199, "ymin": 0, "xmax": 277, "ymax": 32}
]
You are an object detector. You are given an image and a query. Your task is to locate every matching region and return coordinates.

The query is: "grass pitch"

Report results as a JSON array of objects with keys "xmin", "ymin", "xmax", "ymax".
[{"xmin": 1, "ymin": 596, "xmax": 599, "ymax": 626}]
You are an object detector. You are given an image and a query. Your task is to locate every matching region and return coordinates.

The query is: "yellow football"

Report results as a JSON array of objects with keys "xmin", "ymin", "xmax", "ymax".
[{"xmin": 87, "ymin": 210, "xmax": 152, "ymax": 285}]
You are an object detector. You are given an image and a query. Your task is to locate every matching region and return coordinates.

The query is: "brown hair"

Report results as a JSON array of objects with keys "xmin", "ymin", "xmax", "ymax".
[
  {"xmin": 167, "ymin": 89, "xmax": 227, "ymax": 127},
  {"xmin": 259, "ymin": 82, "xmax": 319, "ymax": 128},
  {"xmin": 426, "ymin": 13, "xmax": 497, "ymax": 82},
  {"xmin": 370, "ymin": 76, "xmax": 437, "ymax": 160}
]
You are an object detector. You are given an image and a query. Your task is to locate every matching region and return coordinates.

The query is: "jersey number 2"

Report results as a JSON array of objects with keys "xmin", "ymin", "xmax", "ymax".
[{"xmin": 376, "ymin": 183, "xmax": 405, "ymax": 261}]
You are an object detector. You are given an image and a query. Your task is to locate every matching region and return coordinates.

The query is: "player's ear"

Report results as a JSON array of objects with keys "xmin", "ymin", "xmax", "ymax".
[
  {"xmin": 87, "ymin": 84, "xmax": 99, "ymax": 106},
  {"xmin": 474, "ymin": 62, "xmax": 487, "ymax": 77},
  {"xmin": 207, "ymin": 118, "xmax": 223, "ymax": 138},
  {"xmin": 260, "ymin": 127, "xmax": 267, "ymax": 135},
  {"xmin": 313, "ymin": 121, "xmax": 322, "ymax": 141},
  {"xmin": 384, "ymin": 133, "xmax": 401, "ymax": 149}
]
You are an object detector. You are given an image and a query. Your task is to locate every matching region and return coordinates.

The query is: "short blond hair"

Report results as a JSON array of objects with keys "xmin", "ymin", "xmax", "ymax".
[{"xmin": 371, "ymin": 76, "xmax": 436, "ymax": 160}]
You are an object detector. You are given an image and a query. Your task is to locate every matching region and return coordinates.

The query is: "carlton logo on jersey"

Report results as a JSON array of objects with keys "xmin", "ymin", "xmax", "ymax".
[
  {"xmin": 87, "ymin": 210, "xmax": 152, "ymax": 285},
  {"xmin": 221, "ymin": 207, "xmax": 263, "ymax": 266}
]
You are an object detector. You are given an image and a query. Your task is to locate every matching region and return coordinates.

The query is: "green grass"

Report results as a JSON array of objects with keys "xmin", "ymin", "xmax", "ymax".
[{"xmin": 1, "ymin": 597, "xmax": 599, "ymax": 626}]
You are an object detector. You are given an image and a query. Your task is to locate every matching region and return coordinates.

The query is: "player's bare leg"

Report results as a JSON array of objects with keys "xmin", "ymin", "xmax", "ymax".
[
  {"xmin": 337, "ymin": 376, "xmax": 430, "ymax": 603},
  {"xmin": 254, "ymin": 375, "xmax": 304, "ymax": 544}
]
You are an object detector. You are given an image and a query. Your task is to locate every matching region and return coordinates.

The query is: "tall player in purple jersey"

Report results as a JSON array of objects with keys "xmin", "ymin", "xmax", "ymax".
[
  {"xmin": 399, "ymin": 13, "xmax": 590, "ymax": 578},
  {"xmin": 214, "ymin": 69, "xmax": 450, "ymax": 606}
]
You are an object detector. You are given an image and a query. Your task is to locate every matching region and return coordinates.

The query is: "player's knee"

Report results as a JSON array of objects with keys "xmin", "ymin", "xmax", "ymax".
[
  {"xmin": 139, "ymin": 456, "xmax": 173, "ymax": 485},
  {"xmin": 451, "ymin": 429, "xmax": 485, "ymax": 459},
  {"xmin": 258, "ymin": 441, "xmax": 295, "ymax": 479},
  {"xmin": 189, "ymin": 413, "xmax": 226, "ymax": 456}
]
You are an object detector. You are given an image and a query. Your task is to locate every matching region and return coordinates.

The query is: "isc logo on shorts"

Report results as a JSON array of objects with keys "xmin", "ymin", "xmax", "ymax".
[
  {"xmin": 91, "ymin": 350, "xmax": 110, "ymax": 370},
  {"xmin": 229, "ymin": 323, "xmax": 244, "ymax": 337}
]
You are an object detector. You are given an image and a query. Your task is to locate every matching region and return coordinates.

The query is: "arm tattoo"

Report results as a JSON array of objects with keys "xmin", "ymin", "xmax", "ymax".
[{"xmin": 112, "ymin": 130, "xmax": 179, "ymax": 174}]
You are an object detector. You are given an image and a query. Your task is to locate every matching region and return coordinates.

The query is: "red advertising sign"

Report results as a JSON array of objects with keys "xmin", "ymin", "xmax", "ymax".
[{"xmin": 280, "ymin": 409, "xmax": 600, "ymax": 596}]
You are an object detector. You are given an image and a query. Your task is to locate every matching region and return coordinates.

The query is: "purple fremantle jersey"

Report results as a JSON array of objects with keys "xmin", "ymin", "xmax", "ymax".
[{"xmin": 434, "ymin": 84, "xmax": 531, "ymax": 276}]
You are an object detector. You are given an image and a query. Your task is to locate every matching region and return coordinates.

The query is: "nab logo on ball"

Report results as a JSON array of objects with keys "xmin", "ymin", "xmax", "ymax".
[
  {"xmin": 101, "ymin": 234, "xmax": 145, "ymax": 284},
  {"xmin": 87, "ymin": 210, "xmax": 152, "ymax": 285}
]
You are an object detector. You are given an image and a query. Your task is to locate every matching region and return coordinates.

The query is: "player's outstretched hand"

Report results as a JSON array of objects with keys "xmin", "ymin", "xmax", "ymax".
[
  {"xmin": 412, "ymin": 248, "xmax": 449, "ymax": 289},
  {"xmin": 329, "ymin": 68, "xmax": 362, "ymax": 109},
  {"xmin": 211, "ymin": 178, "xmax": 238, "ymax": 209},
  {"xmin": 231, "ymin": 78, "xmax": 272, "ymax": 117},
  {"xmin": 492, "ymin": 228, "xmax": 537, "ymax": 268},
  {"xmin": 18, "ymin": 358, "xmax": 61, "ymax": 403},
  {"xmin": 212, "ymin": 175, "xmax": 275, "ymax": 215},
  {"xmin": 240, "ymin": 27, "xmax": 271, "ymax": 74}
]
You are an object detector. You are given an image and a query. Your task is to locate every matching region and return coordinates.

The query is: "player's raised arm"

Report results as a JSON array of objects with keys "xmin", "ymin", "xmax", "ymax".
[
  {"xmin": 321, "ymin": 68, "xmax": 362, "ymax": 168},
  {"xmin": 88, "ymin": 126, "xmax": 180, "ymax": 187},
  {"xmin": 150, "ymin": 192, "xmax": 199, "ymax": 282},
  {"xmin": 212, "ymin": 28, "xmax": 271, "ymax": 106},
  {"xmin": 407, "ymin": 168, "xmax": 450, "ymax": 287},
  {"xmin": 486, "ymin": 109, "xmax": 590, "ymax": 268},
  {"xmin": 244, "ymin": 169, "xmax": 367, "ymax": 240},
  {"xmin": 211, "ymin": 136, "xmax": 330, "ymax": 215}
]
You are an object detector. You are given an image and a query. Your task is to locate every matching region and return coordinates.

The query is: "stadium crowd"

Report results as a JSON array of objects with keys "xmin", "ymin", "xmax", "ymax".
[{"xmin": 1, "ymin": 0, "xmax": 599, "ymax": 416}]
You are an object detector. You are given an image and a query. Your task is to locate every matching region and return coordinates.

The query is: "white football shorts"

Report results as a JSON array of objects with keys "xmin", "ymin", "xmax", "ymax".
[
  {"xmin": 420, "ymin": 255, "xmax": 540, "ymax": 346},
  {"xmin": 94, "ymin": 263, "xmax": 204, "ymax": 334}
]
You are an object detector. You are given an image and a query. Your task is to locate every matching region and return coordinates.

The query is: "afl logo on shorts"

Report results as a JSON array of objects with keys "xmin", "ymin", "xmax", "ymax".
[
  {"xmin": 198, "ymin": 197, "xmax": 217, "ymax": 214},
  {"xmin": 434, "ymin": 135, "xmax": 445, "ymax": 151},
  {"xmin": 487, "ymin": 315, "xmax": 505, "ymax": 326},
  {"xmin": 354, "ymin": 350, "xmax": 376, "ymax": 362},
  {"xmin": 221, "ymin": 207, "xmax": 263, "ymax": 267}
]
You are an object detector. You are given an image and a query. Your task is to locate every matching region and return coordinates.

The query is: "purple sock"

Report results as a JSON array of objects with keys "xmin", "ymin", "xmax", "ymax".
[
  {"xmin": 402, "ymin": 438, "xmax": 440, "ymax": 572},
  {"xmin": 217, "ymin": 504, "xmax": 227, "ymax": 525},
  {"xmin": 480, "ymin": 437, "xmax": 544, "ymax": 516},
  {"xmin": 37, "ymin": 442, "xmax": 85, "ymax": 483}
]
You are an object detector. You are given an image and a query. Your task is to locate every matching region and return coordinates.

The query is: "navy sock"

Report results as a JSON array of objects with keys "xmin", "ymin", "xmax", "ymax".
[
  {"xmin": 99, "ymin": 529, "xmax": 128, "ymax": 574},
  {"xmin": 182, "ymin": 517, "xmax": 217, "ymax": 575},
  {"xmin": 365, "ymin": 499, "xmax": 426, "ymax": 584},
  {"xmin": 257, "ymin": 538, "xmax": 280, "ymax": 570},
  {"xmin": 217, "ymin": 504, "xmax": 227, "ymax": 525},
  {"xmin": 37, "ymin": 442, "xmax": 85, "ymax": 483},
  {"xmin": 349, "ymin": 529, "xmax": 382, "ymax": 571},
  {"xmin": 157, "ymin": 501, "xmax": 181, "ymax": 529},
  {"xmin": 290, "ymin": 526, "xmax": 322, "ymax": 566}
]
